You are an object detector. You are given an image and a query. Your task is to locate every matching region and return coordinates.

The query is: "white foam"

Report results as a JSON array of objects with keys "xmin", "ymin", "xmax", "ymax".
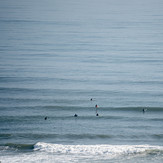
[
  {"xmin": 1, "ymin": 143, "xmax": 163, "ymax": 163},
  {"xmin": 34, "ymin": 142, "xmax": 163, "ymax": 157}
]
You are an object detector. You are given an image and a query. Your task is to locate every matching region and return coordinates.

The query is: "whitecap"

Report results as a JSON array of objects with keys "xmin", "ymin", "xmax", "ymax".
[{"xmin": 34, "ymin": 142, "xmax": 163, "ymax": 157}]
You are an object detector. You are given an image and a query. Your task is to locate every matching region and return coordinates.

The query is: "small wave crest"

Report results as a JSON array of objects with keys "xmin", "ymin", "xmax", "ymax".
[
  {"xmin": 34, "ymin": 142, "xmax": 163, "ymax": 157},
  {"xmin": 0, "ymin": 143, "xmax": 34, "ymax": 152}
]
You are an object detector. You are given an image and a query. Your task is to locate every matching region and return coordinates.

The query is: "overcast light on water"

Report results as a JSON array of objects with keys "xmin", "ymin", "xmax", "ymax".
[{"xmin": 0, "ymin": 0, "xmax": 163, "ymax": 162}]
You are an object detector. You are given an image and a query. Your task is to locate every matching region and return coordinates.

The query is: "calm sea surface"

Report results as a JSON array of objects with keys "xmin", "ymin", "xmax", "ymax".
[{"xmin": 0, "ymin": 0, "xmax": 163, "ymax": 162}]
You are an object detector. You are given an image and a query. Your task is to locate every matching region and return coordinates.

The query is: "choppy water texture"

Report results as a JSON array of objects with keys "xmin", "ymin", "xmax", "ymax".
[{"xmin": 0, "ymin": 0, "xmax": 163, "ymax": 162}]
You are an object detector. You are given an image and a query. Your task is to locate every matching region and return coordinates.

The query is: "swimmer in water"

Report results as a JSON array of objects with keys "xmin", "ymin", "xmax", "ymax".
[
  {"xmin": 44, "ymin": 116, "xmax": 48, "ymax": 120},
  {"xmin": 74, "ymin": 114, "xmax": 78, "ymax": 117},
  {"xmin": 95, "ymin": 104, "xmax": 99, "ymax": 116}
]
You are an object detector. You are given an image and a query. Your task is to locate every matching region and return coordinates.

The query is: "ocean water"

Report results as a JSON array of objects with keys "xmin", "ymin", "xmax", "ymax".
[{"xmin": 0, "ymin": 0, "xmax": 163, "ymax": 162}]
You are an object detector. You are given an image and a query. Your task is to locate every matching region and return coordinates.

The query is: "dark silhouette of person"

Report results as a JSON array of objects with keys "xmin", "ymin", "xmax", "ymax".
[
  {"xmin": 96, "ymin": 113, "xmax": 99, "ymax": 116},
  {"xmin": 44, "ymin": 116, "xmax": 48, "ymax": 120},
  {"xmin": 74, "ymin": 114, "xmax": 78, "ymax": 117},
  {"xmin": 143, "ymin": 109, "xmax": 147, "ymax": 113}
]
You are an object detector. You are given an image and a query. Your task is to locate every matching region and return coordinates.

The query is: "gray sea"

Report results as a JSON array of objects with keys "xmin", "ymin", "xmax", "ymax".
[{"xmin": 0, "ymin": 0, "xmax": 163, "ymax": 162}]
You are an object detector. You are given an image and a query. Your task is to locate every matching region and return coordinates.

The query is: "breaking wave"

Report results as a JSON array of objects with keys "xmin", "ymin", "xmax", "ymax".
[{"xmin": 34, "ymin": 142, "xmax": 163, "ymax": 157}]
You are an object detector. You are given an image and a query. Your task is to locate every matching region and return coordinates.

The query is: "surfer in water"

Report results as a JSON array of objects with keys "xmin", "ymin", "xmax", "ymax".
[
  {"xmin": 143, "ymin": 108, "xmax": 147, "ymax": 113},
  {"xmin": 44, "ymin": 116, "xmax": 48, "ymax": 120},
  {"xmin": 74, "ymin": 114, "xmax": 78, "ymax": 117},
  {"xmin": 95, "ymin": 104, "xmax": 99, "ymax": 116}
]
